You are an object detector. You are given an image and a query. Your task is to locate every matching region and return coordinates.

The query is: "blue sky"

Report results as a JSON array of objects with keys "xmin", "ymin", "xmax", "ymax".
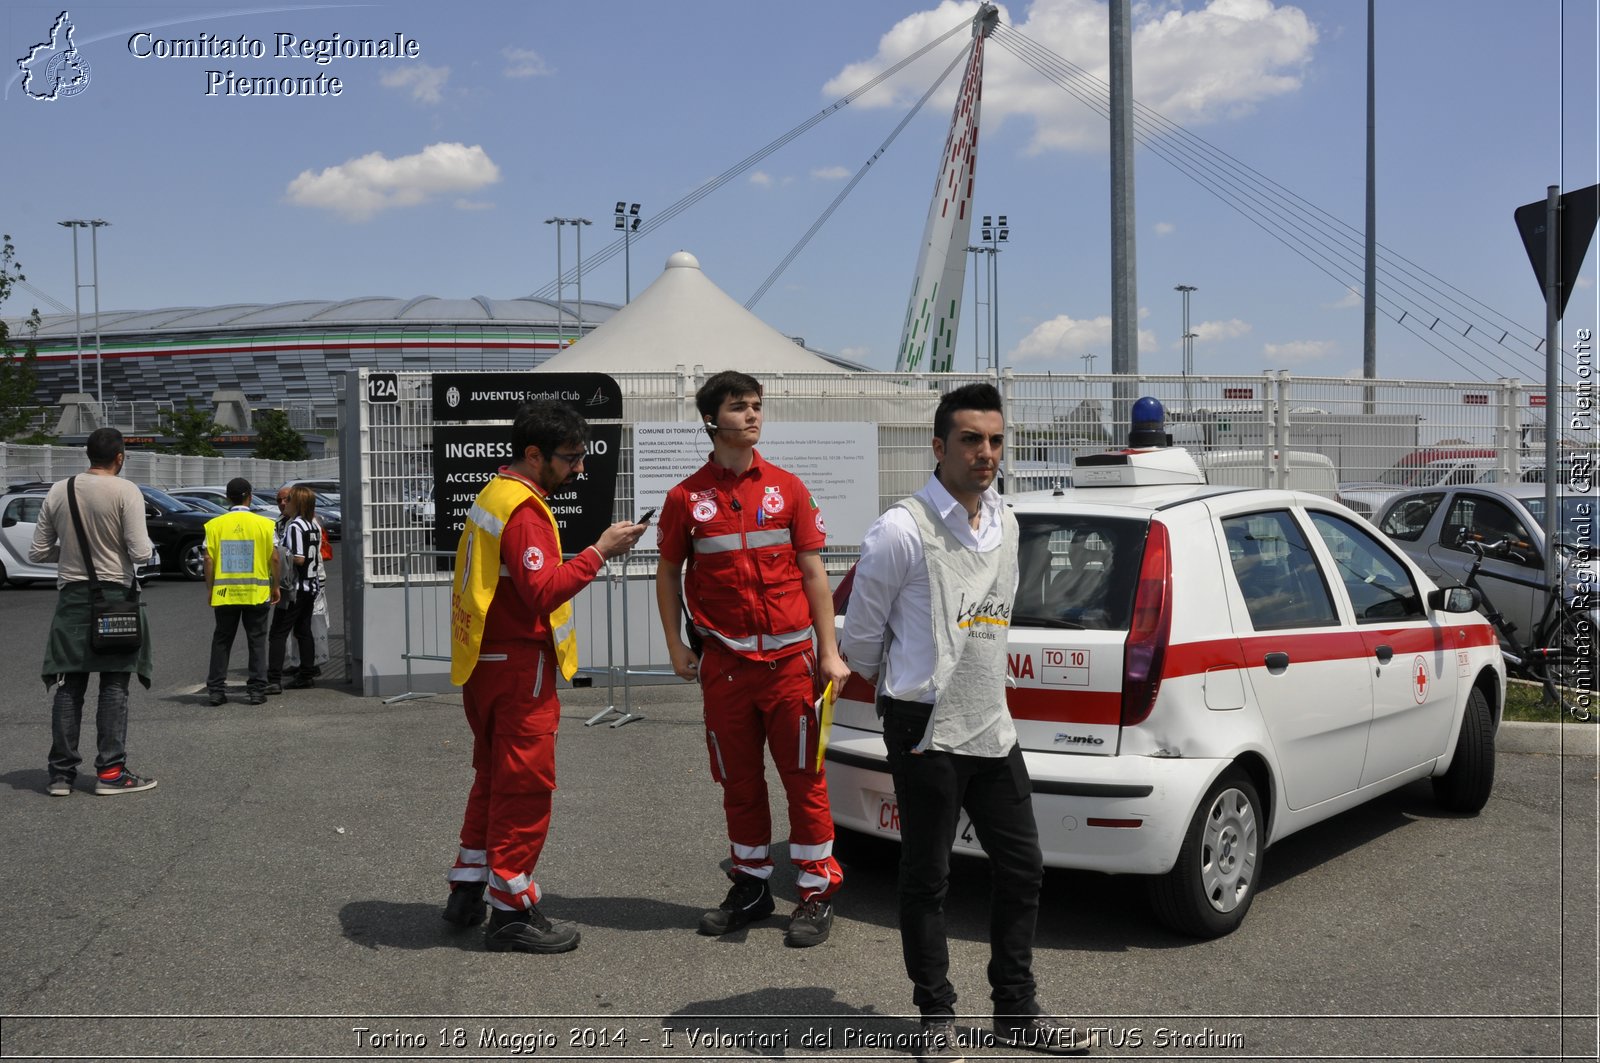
[{"xmin": 4, "ymin": 0, "xmax": 1596, "ymax": 383}]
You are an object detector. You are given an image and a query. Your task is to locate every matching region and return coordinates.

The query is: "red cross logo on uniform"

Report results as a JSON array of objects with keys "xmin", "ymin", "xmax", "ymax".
[{"xmin": 1411, "ymin": 656, "xmax": 1429, "ymax": 703}]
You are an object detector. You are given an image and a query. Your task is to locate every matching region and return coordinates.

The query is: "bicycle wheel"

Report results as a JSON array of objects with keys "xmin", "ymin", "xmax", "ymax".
[{"xmin": 1534, "ymin": 611, "xmax": 1593, "ymax": 694}]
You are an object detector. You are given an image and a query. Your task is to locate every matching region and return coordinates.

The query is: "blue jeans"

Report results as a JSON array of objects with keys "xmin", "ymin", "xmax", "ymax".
[
  {"xmin": 49, "ymin": 672, "xmax": 131, "ymax": 781},
  {"xmin": 208, "ymin": 603, "xmax": 272, "ymax": 695}
]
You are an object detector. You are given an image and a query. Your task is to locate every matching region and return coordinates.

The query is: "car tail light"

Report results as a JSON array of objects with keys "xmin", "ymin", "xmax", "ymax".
[{"xmin": 1121, "ymin": 519, "xmax": 1172, "ymax": 727}]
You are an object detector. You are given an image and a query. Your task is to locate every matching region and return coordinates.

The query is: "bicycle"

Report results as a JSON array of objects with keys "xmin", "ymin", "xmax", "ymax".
[{"xmin": 1457, "ymin": 536, "xmax": 1591, "ymax": 718}]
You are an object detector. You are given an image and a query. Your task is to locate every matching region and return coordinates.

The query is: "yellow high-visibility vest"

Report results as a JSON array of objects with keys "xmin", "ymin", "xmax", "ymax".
[
  {"xmin": 204, "ymin": 509, "xmax": 277, "ymax": 607},
  {"xmin": 450, "ymin": 475, "xmax": 579, "ymax": 686}
]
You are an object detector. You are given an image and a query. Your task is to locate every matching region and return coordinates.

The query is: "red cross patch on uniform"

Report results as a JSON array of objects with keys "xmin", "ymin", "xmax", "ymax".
[
  {"xmin": 692, "ymin": 499, "xmax": 718, "ymax": 523},
  {"xmin": 523, "ymin": 546, "xmax": 545, "ymax": 571},
  {"xmin": 761, "ymin": 488, "xmax": 785, "ymax": 515}
]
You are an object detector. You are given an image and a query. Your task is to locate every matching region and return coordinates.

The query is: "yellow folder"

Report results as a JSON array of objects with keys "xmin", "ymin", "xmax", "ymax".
[{"xmin": 813, "ymin": 680, "xmax": 836, "ymax": 773}]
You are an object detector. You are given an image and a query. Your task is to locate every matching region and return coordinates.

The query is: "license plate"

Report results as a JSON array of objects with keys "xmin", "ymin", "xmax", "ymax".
[{"xmin": 871, "ymin": 791, "xmax": 975, "ymax": 846}]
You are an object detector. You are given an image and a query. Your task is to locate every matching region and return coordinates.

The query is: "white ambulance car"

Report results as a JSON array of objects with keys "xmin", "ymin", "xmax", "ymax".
[{"xmin": 825, "ymin": 427, "xmax": 1505, "ymax": 938}]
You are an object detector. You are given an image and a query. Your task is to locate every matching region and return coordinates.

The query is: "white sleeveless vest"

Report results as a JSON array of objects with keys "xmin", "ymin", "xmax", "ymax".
[{"xmin": 895, "ymin": 494, "xmax": 1019, "ymax": 756}]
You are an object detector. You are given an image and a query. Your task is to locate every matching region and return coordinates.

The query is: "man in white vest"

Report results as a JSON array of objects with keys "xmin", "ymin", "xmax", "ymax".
[{"xmin": 841, "ymin": 384, "xmax": 1093, "ymax": 1060}]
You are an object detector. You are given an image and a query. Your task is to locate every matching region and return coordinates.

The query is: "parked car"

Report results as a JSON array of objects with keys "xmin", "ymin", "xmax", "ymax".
[
  {"xmin": 172, "ymin": 484, "xmax": 278, "ymax": 518},
  {"xmin": 170, "ymin": 494, "xmax": 227, "ymax": 515},
  {"xmin": 1195, "ymin": 448, "xmax": 1338, "ymax": 498},
  {"xmin": 1336, "ymin": 447, "xmax": 1500, "ymax": 518},
  {"xmin": 0, "ymin": 487, "xmax": 161, "ymax": 587},
  {"xmin": 826, "ymin": 435, "xmax": 1504, "ymax": 938},
  {"xmin": 138, "ymin": 486, "xmax": 215, "ymax": 581},
  {"xmin": 1373, "ymin": 481, "xmax": 1595, "ymax": 664},
  {"xmin": 277, "ymin": 479, "xmax": 343, "ymax": 540}
]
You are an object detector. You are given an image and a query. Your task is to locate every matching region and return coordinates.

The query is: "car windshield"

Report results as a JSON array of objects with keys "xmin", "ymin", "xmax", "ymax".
[{"xmin": 1013, "ymin": 514, "xmax": 1145, "ymax": 630}]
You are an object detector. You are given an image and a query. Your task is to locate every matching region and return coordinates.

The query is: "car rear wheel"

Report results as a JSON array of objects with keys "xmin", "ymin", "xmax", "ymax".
[
  {"xmin": 1149, "ymin": 768, "xmax": 1262, "ymax": 938},
  {"xmin": 1431, "ymin": 686, "xmax": 1494, "ymax": 813},
  {"xmin": 180, "ymin": 539, "xmax": 206, "ymax": 581}
]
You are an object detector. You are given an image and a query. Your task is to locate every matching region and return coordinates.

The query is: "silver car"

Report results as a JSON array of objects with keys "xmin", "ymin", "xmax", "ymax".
[{"xmin": 1374, "ymin": 481, "xmax": 1593, "ymax": 670}]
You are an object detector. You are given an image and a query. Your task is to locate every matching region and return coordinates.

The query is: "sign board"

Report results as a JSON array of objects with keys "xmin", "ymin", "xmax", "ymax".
[
  {"xmin": 1530, "ymin": 394, "xmax": 1547, "ymax": 407},
  {"xmin": 1462, "ymin": 394, "xmax": 1488, "ymax": 405},
  {"xmin": 633, "ymin": 422, "xmax": 880, "ymax": 546},
  {"xmin": 432, "ymin": 372, "xmax": 622, "ymax": 422},
  {"xmin": 1514, "ymin": 183, "xmax": 1599, "ymax": 319},
  {"xmin": 431, "ymin": 423, "xmax": 622, "ymax": 556},
  {"xmin": 367, "ymin": 372, "xmax": 399, "ymax": 404},
  {"xmin": 1223, "ymin": 387, "xmax": 1254, "ymax": 399}
]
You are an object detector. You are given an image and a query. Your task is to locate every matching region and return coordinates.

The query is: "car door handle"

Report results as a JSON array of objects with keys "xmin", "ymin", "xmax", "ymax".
[
  {"xmin": 1373, "ymin": 644, "xmax": 1394, "ymax": 665},
  {"xmin": 1263, "ymin": 652, "xmax": 1290, "ymax": 674}
]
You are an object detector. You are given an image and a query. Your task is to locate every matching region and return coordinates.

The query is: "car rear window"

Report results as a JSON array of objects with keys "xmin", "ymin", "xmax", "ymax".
[{"xmin": 1014, "ymin": 514, "xmax": 1145, "ymax": 630}]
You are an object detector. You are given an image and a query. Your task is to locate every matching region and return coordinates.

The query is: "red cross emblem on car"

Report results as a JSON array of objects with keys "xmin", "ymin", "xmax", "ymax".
[{"xmin": 1412, "ymin": 656, "xmax": 1430, "ymax": 703}]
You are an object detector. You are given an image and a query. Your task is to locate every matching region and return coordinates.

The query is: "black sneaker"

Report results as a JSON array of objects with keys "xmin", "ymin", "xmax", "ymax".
[
  {"xmin": 994, "ymin": 1015, "xmax": 1094, "ymax": 1055},
  {"xmin": 484, "ymin": 906, "xmax": 580, "ymax": 954},
  {"xmin": 442, "ymin": 883, "xmax": 487, "ymax": 928},
  {"xmin": 247, "ymin": 693, "xmax": 267, "ymax": 705},
  {"xmin": 93, "ymin": 769, "xmax": 158, "ymax": 796},
  {"xmin": 264, "ymin": 683, "xmax": 283, "ymax": 696},
  {"xmin": 287, "ymin": 676, "xmax": 315, "ymax": 689},
  {"xmin": 207, "ymin": 692, "xmax": 228, "ymax": 706},
  {"xmin": 47, "ymin": 777, "xmax": 73, "ymax": 797},
  {"xmin": 783, "ymin": 896, "xmax": 833, "ymax": 947},
  {"xmin": 916, "ymin": 1020, "xmax": 967, "ymax": 1063},
  {"xmin": 697, "ymin": 874, "xmax": 775, "ymax": 936}
]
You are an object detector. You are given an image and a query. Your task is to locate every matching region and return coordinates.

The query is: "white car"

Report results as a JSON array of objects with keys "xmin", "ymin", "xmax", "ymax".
[
  {"xmin": 0, "ymin": 489, "xmax": 160, "ymax": 587},
  {"xmin": 825, "ymin": 442, "xmax": 1505, "ymax": 937}
]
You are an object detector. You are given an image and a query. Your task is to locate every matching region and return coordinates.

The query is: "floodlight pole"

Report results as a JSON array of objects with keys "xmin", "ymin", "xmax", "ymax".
[
  {"xmin": 574, "ymin": 217, "xmax": 591, "ymax": 341},
  {"xmin": 544, "ymin": 217, "xmax": 565, "ymax": 350},
  {"xmin": 57, "ymin": 220, "xmax": 84, "ymax": 394},
  {"xmin": 1175, "ymin": 284, "xmax": 1197, "ymax": 414},
  {"xmin": 89, "ymin": 220, "xmax": 108, "ymax": 405},
  {"xmin": 615, "ymin": 201, "xmax": 642, "ymax": 304}
]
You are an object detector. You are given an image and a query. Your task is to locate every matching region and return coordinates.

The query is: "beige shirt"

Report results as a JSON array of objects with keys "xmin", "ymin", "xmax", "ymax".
[{"xmin": 30, "ymin": 473, "xmax": 154, "ymax": 587}]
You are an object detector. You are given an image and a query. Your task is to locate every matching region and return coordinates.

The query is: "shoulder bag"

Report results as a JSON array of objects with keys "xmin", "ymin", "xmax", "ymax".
[{"xmin": 66, "ymin": 475, "xmax": 144, "ymax": 653}]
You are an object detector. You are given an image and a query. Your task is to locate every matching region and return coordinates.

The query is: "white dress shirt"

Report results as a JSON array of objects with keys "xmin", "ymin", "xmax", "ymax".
[{"xmin": 841, "ymin": 474, "xmax": 1012, "ymax": 704}]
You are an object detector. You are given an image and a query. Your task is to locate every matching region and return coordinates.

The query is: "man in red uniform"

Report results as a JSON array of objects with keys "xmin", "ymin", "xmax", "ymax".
[
  {"xmin": 445, "ymin": 400, "xmax": 648, "ymax": 954},
  {"xmin": 655, "ymin": 370, "xmax": 851, "ymax": 947}
]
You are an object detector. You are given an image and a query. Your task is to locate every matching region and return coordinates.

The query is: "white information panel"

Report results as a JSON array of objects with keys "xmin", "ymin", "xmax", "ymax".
[{"xmin": 634, "ymin": 422, "xmax": 880, "ymax": 546}]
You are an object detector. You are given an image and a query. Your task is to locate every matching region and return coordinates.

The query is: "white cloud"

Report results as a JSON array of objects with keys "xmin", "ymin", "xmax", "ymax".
[
  {"xmin": 1009, "ymin": 312, "xmax": 1157, "ymax": 366},
  {"xmin": 812, "ymin": 165, "xmax": 853, "ymax": 180},
  {"xmin": 1154, "ymin": 221, "xmax": 1176, "ymax": 236},
  {"xmin": 1263, "ymin": 338, "xmax": 1335, "ymax": 364},
  {"xmin": 1577, "ymin": 275, "xmax": 1594, "ymax": 290},
  {"xmin": 839, "ymin": 345, "xmax": 872, "ymax": 362},
  {"xmin": 1325, "ymin": 286, "xmax": 1361, "ymax": 309},
  {"xmin": 1193, "ymin": 317, "xmax": 1252, "ymax": 343},
  {"xmin": 379, "ymin": 63, "xmax": 449, "ymax": 103},
  {"xmin": 750, "ymin": 170, "xmax": 774, "ymax": 187},
  {"xmin": 825, "ymin": 0, "xmax": 1317, "ymax": 153},
  {"xmin": 286, "ymin": 143, "xmax": 502, "ymax": 222},
  {"xmin": 502, "ymin": 47, "xmax": 551, "ymax": 78}
]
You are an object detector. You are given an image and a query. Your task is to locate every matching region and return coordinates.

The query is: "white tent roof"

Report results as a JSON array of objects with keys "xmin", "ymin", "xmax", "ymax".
[{"xmin": 533, "ymin": 251, "xmax": 842, "ymax": 375}]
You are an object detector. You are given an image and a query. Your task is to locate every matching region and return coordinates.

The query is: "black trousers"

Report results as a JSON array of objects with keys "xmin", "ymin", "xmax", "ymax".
[
  {"xmin": 268, "ymin": 592, "xmax": 316, "ymax": 683},
  {"xmin": 208, "ymin": 603, "xmax": 271, "ymax": 695},
  {"xmin": 881, "ymin": 696, "xmax": 1044, "ymax": 1020}
]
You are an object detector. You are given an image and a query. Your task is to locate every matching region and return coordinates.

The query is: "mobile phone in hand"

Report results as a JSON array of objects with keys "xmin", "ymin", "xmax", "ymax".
[{"xmin": 635, "ymin": 507, "xmax": 656, "ymax": 525}]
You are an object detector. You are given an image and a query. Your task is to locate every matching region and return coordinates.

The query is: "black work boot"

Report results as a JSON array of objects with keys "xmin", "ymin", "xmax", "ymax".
[
  {"xmin": 696, "ymin": 873, "xmax": 775, "ymax": 935},
  {"xmin": 484, "ymin": 905, "xmax": 580, "ymax": 954},
  {"xmin": 783, "ymin": 896, "xmax": 834, "ymax": 947},
  {"xmin": 442, "ymin": 883, "xmax": 486, "ymax": 928}
]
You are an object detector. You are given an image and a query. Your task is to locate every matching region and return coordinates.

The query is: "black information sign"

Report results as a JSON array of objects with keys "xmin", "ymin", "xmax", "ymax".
[
  {"xmin": 432, "ymin": 372, "xmax": 623, "ymax": 422},
  {"xmin": 431, "ymin": 423, "xmax": 622, "ymax": 556},
  {"xmin": 367, "ymin": 372, "xmax": 399, "ymax": 403}
]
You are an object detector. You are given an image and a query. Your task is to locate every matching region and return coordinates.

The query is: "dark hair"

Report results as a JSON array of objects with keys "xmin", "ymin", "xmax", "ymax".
[
  {"xmin": 695, "ymin": 371, "xmax": 763, "ymax": 423},
  {"xmin": 85, "ymin": 427, "xmax": 125, "ymax": 468},
  {"xmin": 226, "ymin": 477, "xmax": 253, "ymax": 505},
  {"xmin": 511, "ymin": 400, "xmax": 589, "ymax": 462},
  {"xmin": 933, "ymin": 382, "xmax": 1004, "ymax": 442}
]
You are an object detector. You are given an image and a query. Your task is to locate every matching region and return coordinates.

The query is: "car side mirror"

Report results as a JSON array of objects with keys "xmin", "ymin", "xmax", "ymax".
[{"xmin": 1427, "ymin": 586, "xmax": 1479, "ymax": 613}]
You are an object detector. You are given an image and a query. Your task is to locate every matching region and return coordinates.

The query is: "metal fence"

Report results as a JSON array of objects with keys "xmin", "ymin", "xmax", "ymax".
[
  {"xmin": 354, "ymin": 367, "xmax": 1581, "ymax": 588},
  {"xmin": 0, "ymin": 442, "xmax": 339, "ymax": 493}
]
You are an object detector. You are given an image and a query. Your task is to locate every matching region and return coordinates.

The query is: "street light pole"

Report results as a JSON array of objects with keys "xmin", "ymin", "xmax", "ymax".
[
  {"xmin": 89, "ymin": 220, "xmax": 109, "ymax": 404},
  {"xmin": 544, "ymin": 217, "xmax": 565, "ymax": 350},
  {"xmin": 57, "ymin": 220, "xmax": 84, "ymax": 395},
  {"xmin": 1175, "ymin": 284, "xmax": 1197, "ymax": 414},
  {"xmin": 981, "ymin": 214, "xmax": 1009, "ymax": 372},
  {"xmin": 573, "ymin": 217, "xmax": 591, "ymax": 341},
  {"xmin": 615, "ymin": 202, "xmax": 642, "ymax": 304}
]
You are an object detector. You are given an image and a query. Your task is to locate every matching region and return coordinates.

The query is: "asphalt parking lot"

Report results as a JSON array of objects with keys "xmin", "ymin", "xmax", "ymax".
[{"xmin": 0, "ymin": 572, "xmax": 1595, "ymax": 1061}]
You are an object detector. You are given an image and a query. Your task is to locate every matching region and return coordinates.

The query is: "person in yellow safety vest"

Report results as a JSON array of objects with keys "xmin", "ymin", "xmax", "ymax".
[
  {"xmin": 203, "ymin": 477, "xmax": 280, "ymax": 707},
  {"xmin": 443, "ymin": 400, "xmax": 649, "ymax": 955}
]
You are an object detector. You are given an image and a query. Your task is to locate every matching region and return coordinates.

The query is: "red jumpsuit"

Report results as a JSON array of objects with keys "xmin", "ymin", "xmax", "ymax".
[
  {"xmin": 658, "ymin": 450, "xmax": 844, "ymax": 901},
  {"xmin": 450, "ymin": 469, "xmax": 602, "ymax": 912}
]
